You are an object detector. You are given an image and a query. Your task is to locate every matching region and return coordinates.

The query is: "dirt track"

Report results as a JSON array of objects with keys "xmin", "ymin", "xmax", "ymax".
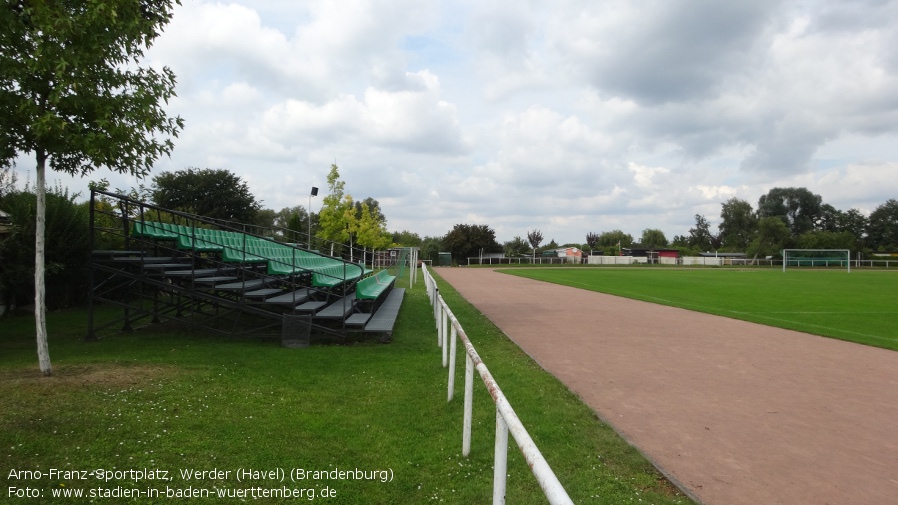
[{"xmin": 435, "ymin": 267, "xmax": 898, "ymax": 505}]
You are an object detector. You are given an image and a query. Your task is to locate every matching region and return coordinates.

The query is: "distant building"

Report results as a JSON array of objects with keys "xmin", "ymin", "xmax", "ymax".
[
  {"xmin": 622, "ymin": 248, "xmax": 680, "ymax": 264},
  {"xmin": 542, "ymin": 247, "xmax": 583, "ymax": 263}
]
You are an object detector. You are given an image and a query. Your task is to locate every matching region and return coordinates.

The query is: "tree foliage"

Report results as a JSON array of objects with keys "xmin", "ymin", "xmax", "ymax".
[
  {"xmin": 597, "ymin": 230, "xmax": 633, "ymax": 248},
  {"xmin": 443, "ymin": 224, "xmax": 502, "ymax": 262},
  {"xmin": 719, "ymin": 197, "xmax": 757, "ymax": 250},
  {"xmin": 758, "ymin": 187, "xmax": 822, "ymax": 237},
  {"xmin": 0, "ymin": 186, "xmax": 89, "ymax": 311},
  {"xmin": 687, "ymin": 214, "xmax": 715, "ymax": 251},
  {"xmin": 796, "ymin": 231, "xmax": 856, "ymax": 250},
  {"xmin": 1, "ymin": 1, "xmax": 183, "ymax": 178},
  {"xmin": 585, "ymin": 232, "xmax": 600, "ymax": 253},
  {"xmin": 419, "ymin": 236, "xmax": 442, "ymax": 264},
  {"xmin": 747, "ymin": 217, "xmax": 791, "ymax": 259},
  {"xmin": 639, "ymin": 228, "xmax": 668, "ymax": 249},
  {"xmin": 152, "ymin": 168, "xmax": 260, "ymax": 222},
  {"xmin": 0, "ymin": 164, "xmax": 18, "ymax": 197},
  {"xmin": 392, "ymin": 230, "xmax": 422, "ymax": 248},
  {"xmin": 867, "ymin": 199, "xmax": 898, "ymax": 251},
  {"xmin": 1, "ymin": 0, "xmax": 183, "ymax": 375},
  {"xmin": 354, "ymin": 199, "xmax": 391, "ymax": 250},
  {"xmin": 503, "ymin": 235, "xmax": 529, "ymax": 257},
  {"xmin": 317, "ymin": 164, "xmax": 353, "ymax": 249},
  {"xmin": 526, "ymin": 229, "xmax": 543, "ymax": 257}
]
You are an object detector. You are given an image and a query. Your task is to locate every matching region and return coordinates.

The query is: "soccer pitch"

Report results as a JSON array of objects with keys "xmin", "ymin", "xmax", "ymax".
[{"xmin": 503, "ymin": 268, "xmax": 898, "ymax": 351}]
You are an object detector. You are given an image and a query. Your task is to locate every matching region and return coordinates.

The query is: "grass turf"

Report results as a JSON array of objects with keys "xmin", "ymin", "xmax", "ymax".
[
  {"xmin": 1, "ymin": 274, "xmax": 693, "ymax": 504},
  {"xmin": 502, "ymin": 267, "xmax": 898, "ymax": 351}
]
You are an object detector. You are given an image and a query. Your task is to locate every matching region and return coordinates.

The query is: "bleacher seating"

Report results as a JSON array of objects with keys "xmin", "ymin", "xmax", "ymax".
[
  {"xmin": 91, "ymin": 193, "xmax": 406, "ymax": 346},
  {"xmin": 356, "ymin": 270, "xmax": 395, "ymax": 300}
]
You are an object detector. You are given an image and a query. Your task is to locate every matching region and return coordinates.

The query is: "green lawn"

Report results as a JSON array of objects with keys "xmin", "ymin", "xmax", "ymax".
[
  {"xmin": 1, "ymin": 275, "xmax": 693, "ymax": 504},
  {"xmin": 503, "ymin": 267, "xmax": 898, "ymax": 351}
]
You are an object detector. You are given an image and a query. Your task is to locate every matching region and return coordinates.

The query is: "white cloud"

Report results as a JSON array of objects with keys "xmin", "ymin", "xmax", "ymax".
[{"xmin": 27, "ymin": 0, "xmax": 898, "ymax": 246}]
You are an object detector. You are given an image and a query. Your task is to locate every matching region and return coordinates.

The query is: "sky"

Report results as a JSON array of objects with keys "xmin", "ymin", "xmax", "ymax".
[{"xmin": 15, "ymin": 0, "xmax": 898, "ymax": 245}]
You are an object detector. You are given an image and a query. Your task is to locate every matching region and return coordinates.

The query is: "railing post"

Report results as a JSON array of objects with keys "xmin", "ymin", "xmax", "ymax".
[
  {"xmin": 448, "ymin": 324, "xmax": 457, "ymax": 401},
  {"xmin": 463, "ymin": 353, "xmax": 474, "ymax": 456},
  {"xmin": 437, "ymin": 299, "xmax": 443, "ymax": 348},
  {"xmin": 441, "ymin": 307, "xmax": 449, "ymax": 367},
  {"xmin": 493, "ymin": 409, "xmax": 509, "ymax": 505}
]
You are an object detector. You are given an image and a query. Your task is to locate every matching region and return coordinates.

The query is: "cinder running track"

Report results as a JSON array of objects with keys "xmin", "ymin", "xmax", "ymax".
[{"xmin": 435, "ymin": 267, "xmax": 898, "ymax": 505}]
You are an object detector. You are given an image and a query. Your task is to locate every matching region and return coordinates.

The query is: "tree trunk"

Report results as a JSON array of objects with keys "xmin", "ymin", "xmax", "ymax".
[{"xmin": 35, "ymin": 153, "xmax": 52, "ymax": 376}]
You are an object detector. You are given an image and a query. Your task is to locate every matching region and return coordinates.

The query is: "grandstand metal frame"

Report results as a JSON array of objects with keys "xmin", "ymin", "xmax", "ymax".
[{"xmin": 86, "ymin": 189, "xmax": 403, "ymax": 346}]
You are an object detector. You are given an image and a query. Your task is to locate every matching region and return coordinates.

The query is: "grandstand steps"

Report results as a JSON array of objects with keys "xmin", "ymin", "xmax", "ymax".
[
  {"xmin": 244, "ymin": 288, "xmax": 284, "ymax": 298},
  {"xmin": 192, "ymin": 276, "xmax": 239, "ymax": 286},
  {"xmin": 364, "ymin": 288, "xmax": 405, "ymax": 336},
  {"xmin": 158, "ymin": 267, "xmax": 218, "ymax": 277},
  {"xmin": 87, "ymin": 190, "xmax": 408, "ymax": 344},
  {"xmin": 261, "ymin": 288, "xmax": 311, "ymax": 305},
  {"xmin": 315, "ymin": 294, "xmax": 356, "ymax": 319},
  {"xmin": 214, "ymin": 277, "xmax": 279, "ymax": 292},
  {"xmin": 294, "ymin": 300, "xmax": 328, "ymax": 313},
  {"xmin": 345, "ymin": 313, "xmax": 371, "ymax": 327}
]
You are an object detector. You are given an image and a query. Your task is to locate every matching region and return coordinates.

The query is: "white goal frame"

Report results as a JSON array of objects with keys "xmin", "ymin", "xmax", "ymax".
[{"xmin": 782, "ymin": 249, "xmax": 850, "ymax": 273}]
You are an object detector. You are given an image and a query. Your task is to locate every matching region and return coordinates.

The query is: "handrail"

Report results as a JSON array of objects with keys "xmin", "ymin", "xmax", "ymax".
[{"xmin": 421, "ymin": 264, "xmax": 574, "ymax": 505}]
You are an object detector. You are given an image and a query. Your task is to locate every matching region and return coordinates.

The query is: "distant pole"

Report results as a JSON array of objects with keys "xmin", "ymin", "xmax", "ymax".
[{"xmin": 309, "ymin": 186, "xmax": 318, "ymax": 248}]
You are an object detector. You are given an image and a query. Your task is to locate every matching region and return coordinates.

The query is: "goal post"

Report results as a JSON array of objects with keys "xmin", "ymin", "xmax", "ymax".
[{"xmin": 782, "ymin": 249, "xmax": 851, "ymax": 273}]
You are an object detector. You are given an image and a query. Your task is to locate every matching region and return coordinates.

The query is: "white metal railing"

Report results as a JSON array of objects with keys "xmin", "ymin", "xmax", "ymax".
[{"xmin": 421, "ymin": 264, "xmax": 574, "ymax": 505}]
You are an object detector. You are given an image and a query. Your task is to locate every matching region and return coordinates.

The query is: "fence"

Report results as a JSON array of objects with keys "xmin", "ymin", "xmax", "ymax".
[{"xmin": 421, "ymin": 264, "xmax": 573, "ymax": 505}]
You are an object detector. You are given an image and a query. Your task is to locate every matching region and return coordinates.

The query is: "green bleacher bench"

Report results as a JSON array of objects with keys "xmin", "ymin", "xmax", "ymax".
[
  {"xmin": 132, "ymin": 221, "xmax": 178, "ymax": 240},
  {"xmin": 356, "ymin": 270, "xmax": 396, "ymax": 300},
  {"xmin": 311, "ymin": 264, "xmax": 365, "ymax": 287}
]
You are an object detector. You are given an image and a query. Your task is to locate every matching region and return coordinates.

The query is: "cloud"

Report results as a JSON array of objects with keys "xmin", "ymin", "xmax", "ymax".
[{"xmin": 31, "ymin": 0, "xmax": 898, "ymax": 247}]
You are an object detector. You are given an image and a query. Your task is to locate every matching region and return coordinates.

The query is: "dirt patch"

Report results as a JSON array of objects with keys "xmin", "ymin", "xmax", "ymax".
[{"xmin": 0, "ymin": 363, "xmax": 181, "ymax": 390}]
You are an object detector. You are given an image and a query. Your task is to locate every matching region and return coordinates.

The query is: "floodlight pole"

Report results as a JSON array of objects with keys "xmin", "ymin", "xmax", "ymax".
[{"xmin": 309, "ymin": 186, "xmax": 318, "ymax": 248}]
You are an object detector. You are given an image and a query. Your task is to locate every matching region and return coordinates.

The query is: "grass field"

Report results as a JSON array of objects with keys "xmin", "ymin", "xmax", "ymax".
[
  {"xmin": 1, "ymin": 274, "xmax": 693, "ymax": 504},
  {"xmin": 503, "ymin": 267, "xmax": 898, "ymax": 351}
]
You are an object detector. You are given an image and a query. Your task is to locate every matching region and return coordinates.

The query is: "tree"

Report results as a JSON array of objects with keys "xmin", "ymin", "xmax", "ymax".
[
  {"xmin": 639, "ymin": 228, "xmax": 668, "ymax": 249},
  {"xmin": 585, "ymin": 232, "xmax": 600, "ymax": 255},
  {"xmin": 392, "ymin": 230, "xmax": 422, "ymax": 248},
  {"xmin": 747, "ymin": 217, "xmax": 791, "ymax": 261},
  {"xmin": 688, "ymin": 214, "xmax": 714, "ymax": 251},
  {"xmin": 1, "ymin": 164, "xmax": 18, "ymax": 197},
  {"xmin": 758, "ymin": 187, "xmax": 822, "ymax": 237},
  {"xmin": 867, "ymin": 199, "xmax": 898, "ymax": 251},
  {"xmin": 817, "ymin": 203, "xmax": 843, "ymax": 233},
  {"xmin": 526, "ymin": 229, "xmax": 543, "ymax": 259},
  {"xmin": 443, "ymin": 224, "xmax": 502, "ymax": 263},
  {"xmin": 797, "ymin": 231, "xmax": 856, "ymax": 251},
  {"xmin": 840, "ymin": 209, "xmax": 868, "ymax": 247},
  {"xmin": 1, "ymin": 1, "xmax": 183, "ymax": 375},
  {"xmin": 503, "ymin": 236, "xmax": 529, "ymax": 257},
  {"xmin": 252, "ymin": 208, "xmax": 277, "ymax": 232},
  {"xmin": 354, "ymin": 200, "xmax": 391, "ymax": 251},
  {"xmin": 317, "ymin": 164, "xmax": 353, "ymax": 254},
  {"xmin": 152, "ymin": 168, "xmax": 260, "ymax": 223},
  {"xmin": 0, "ymin": 185, "xmax": 89, "ymax": 313},
  {"xmin": 719, "ymin": 198, "xmax": 758, "ymax": 250},
  {"xmin": 420, "ymin": 236, "xmax": 442, "ymax": 264},
  {"xmin": 597, "ymin": 230, "xmax": 633, "ymax": 250}
]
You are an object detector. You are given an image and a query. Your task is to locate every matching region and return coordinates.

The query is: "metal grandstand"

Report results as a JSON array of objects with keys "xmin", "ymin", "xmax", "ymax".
[{"xmin": 86, "ymin": 189, "xmax": 410, "ymax": 347}]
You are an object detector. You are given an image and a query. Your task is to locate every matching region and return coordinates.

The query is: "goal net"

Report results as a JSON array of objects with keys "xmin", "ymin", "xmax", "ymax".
[{"xmin": 782, "ymin": 249, "xmax": 850, "ymax": 272}]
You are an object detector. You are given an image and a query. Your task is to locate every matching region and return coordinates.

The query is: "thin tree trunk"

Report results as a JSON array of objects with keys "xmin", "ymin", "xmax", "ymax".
[{"xmin": 35, "ymin": 153, "xmax": 51, "ymax": 376}]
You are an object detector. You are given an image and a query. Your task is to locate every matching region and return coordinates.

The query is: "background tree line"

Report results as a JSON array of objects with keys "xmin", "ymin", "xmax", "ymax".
[{"xmin": 391, "ymin": 186, "xmax": 897, "ymax": 266}]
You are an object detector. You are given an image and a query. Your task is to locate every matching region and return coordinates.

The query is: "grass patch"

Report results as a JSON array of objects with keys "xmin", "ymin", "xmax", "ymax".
[
  {"xmin": 1, "ymin": 278, "xmax": 693, "ymax": 503},
  {"xmin": 503, "ymin": 268, "xmax": 898, "ymax": 351}
]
